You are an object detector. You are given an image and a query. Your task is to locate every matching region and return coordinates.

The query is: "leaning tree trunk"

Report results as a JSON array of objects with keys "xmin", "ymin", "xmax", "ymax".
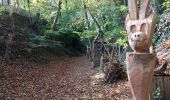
[
  {"xmin": 89, "ymin": 12, "xmax": 104, "ymax": 68},
  {"xmin": 90, "ymin": 12, "xmax": 104, "ymax": 40},
  {"xmin": 83, "ymin": 1, "xmax": 90, "ymax": 29},
  {"xmin": 51, "ymin": 0, "xmax": 62, "ymax": 30}
]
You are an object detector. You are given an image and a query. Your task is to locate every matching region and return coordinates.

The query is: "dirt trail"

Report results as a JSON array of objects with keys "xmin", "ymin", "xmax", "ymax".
[{"xmin": 0, "ymin": 56, "xmax": 131, "ymax": 99}]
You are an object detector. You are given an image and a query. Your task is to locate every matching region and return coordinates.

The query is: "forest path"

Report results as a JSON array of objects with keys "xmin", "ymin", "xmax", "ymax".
[{"xmin": 0, "ymin": 56, "xmax": 131, "ymax": 99}]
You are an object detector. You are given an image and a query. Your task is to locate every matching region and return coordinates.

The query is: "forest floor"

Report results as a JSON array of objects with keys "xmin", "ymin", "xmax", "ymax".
[{"xmin": 0, "ymin": 53, "xmax": 131, "ymax": 100}]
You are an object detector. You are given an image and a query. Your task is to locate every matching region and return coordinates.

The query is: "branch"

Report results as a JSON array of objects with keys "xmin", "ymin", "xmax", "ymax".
[{"xmin": 89, "ymin": 12, "xmax": 104, "ymax": 41}]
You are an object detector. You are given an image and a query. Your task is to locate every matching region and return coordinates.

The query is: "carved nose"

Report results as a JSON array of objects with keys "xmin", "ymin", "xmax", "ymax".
[{"xmin": 132, "ymin": 33, "xmax": 141, "ymax": 41}]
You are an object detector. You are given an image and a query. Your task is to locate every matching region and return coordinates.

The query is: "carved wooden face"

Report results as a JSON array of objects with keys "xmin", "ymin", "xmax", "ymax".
[
  {"xmin": 125, "ymin": 0, "xmax": 157, "ymax": 53},
  {"xmin": 125, "ymin": 12, "xmax": 156, "ymax": 52}
]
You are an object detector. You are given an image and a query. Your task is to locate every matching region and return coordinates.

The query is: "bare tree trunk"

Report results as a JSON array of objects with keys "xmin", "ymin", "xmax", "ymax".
[
  {"xmin": 7, "ymin": 0, "xmax": 9, "ymax": 5},
  {"xmin": 65, "ymin": 0, "xmax": 68, "ymax": 27},
  {"xmin": 5, "ymin": 8, "xmax": 15, "ymax": 61},
  {"xmin": 83, "ymin": 1, "xmax": 90, "ymax": 29},
  {"xmin": 27, "ymin": 0, "xmax": 31, "ymax": 24},
  {"xmin": 51, "ymin": 0, "xmax": 62, "ymax": 30},
  {"xmin": 124, "ymin": 0, "xmax": 127, "ymax": 5},
  {"xmin": 113, "ymin": 0, "xmax": 117, "ymax": 6},
  {"xmin": 15, "ymin": 0, "xmax": 20, "ymax": 14},
  {"xmin": 89, "ymin": 12, "xmax": 105, "ymax": 68},
  {"xmin": 89, "ymin": 12, "xmax": 104, "ymax": 40}
]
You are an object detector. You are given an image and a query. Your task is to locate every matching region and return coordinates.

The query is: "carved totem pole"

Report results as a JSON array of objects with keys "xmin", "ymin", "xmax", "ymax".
[{"xmin": 125, "ymin": 0, "xmax": 156, "ymax": 100}]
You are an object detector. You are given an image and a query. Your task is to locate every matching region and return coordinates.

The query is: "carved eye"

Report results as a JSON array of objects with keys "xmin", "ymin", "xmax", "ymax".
[
  {"xmin": 140, "ymin": 23, "xmax": 146, "ymax": 33},
  {"xmin": 130, "ymin": 25, "xmax": 136, "ymax": 33}
]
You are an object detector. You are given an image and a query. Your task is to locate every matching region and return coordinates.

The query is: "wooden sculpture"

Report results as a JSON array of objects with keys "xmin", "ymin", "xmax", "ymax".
[
  {"xmin": 125, "ymin": 0, "xmax": 156, "ymax": 53},
  {"xmin": 125, "ymin": 0, "xmax": 157, "ymax": 100}
]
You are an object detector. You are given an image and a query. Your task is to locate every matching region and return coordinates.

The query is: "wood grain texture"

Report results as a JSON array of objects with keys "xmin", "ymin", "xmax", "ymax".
[
  {"xmin": 139, "ymin": 0, "xmax": 151, "ymax": 19},
  {"xmin": 126, "ymin": 52, "xmax": 156, "ymax": 100},
  {"xmin": 127, "ymin": 0, "xmax": 138, "ymax": 20},
  {"xmin": 151, "ymin": 76, "xmax": 170, "ymax": 100},
  {"xmin": 125, "ymin": 11, "xmax": 156, "ymax": 53}
]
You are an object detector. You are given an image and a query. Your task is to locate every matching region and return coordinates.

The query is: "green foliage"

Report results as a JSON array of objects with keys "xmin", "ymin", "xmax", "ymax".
[
  {"xmin": 28, "ymin": 36, "xmax": 61, "ymax": 48},
  {"xmin": 154, "ymin": 12, "xmax": 170, "ymax": 47},
  {"xmin": 0, "ymin": 0, "xmax": 130, "ymax": 57},
  {"xmin": 0, "ymin": 7, "xmax": 7, "ymax": 15},
  {"xmin": 97, "ymin": 3, "xmax": 128, "ymax": 31},
  {"xmin": 71, "ymin": 17, "xmax": 85, "ymax": 32},
  {"xmin": 76, "ymin": 30, "xmax": 97, "ymax": 46},
  {"xmin": 105, "ymin": 28, "xmax": 128, "ymax": 48},
  {"xmin": 44, "ymin": 29, "xmax": 85, "ymax": 52},
  {"xmin": 162, "ymin": 0, "xmax": 170, "ymax": 12},
  {"xmin": 153, "ymin": 87, "xmax": 162, "ymax": 99},
  {"xmin": 27, "ymin": 0, "xmax": 128, "ymax": 50},
  {"xmin": 80, "ymin": 30, "xmax": 97, "ymax": 39}
]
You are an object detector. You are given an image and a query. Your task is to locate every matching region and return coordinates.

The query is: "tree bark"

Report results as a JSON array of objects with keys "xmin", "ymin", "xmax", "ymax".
[
  {"xmin": 83, "ymin": 1, "xmax": 90, "ymax": 29},
  {"xmin": 89, "ymin": 12, "xmax": 104, "ymax": 40},
  {"xmin": 15, "ymin": 0, "xmax": 20, "ymax": 14},
  {"xmin": 126, "ymin": 53, "xmax": 156, "ymax": 100},
  {"xmin": 112, "ymin": 0, "xmax": 117, "ymax": 6},
  {"xmin": 51, "ymin": 0, "xmax": 62, "ymax": 30},
  {"xmin": 5, "ymin": 9, "xmax": 15, "ymax": 61},
  {"xmin": 90, "ymin": 13, "xmax": 104, "ymax": 68}
]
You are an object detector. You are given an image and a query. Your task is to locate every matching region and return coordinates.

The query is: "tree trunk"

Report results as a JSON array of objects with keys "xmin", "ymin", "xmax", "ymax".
[
  {"xmin": 51, "ymin": 0, "xmax": 62, "ymax": 30},
  {"xmin": 83, "ymin": 1, "xmax": 90, "ymax": 29},
  {"xmin": 5, "ymin": 10, "xmax": 15, "ymax": 61},
  {"xmin": 113, "ymin": 0, "xmax": 117, "ymax": 6},
  {"xmin": 89, "ymin": 12, "xmax": 105, "ymax": 68},
  {"xmin": 7, "ymin": 0, "xmax": 9, "ymax": 5},
  {"xmin": 89, "ymin": 12, "xmax": 104, "ymax": 40}
]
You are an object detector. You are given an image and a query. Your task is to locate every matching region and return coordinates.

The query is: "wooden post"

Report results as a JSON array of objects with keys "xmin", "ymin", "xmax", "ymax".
[
  {"xmin": 151, "ymin": 75, "xmax": 170, "ymax": 100},
  {"xmin": 126, "ymin": 52, "xmax": 156, "ymax": 100}
]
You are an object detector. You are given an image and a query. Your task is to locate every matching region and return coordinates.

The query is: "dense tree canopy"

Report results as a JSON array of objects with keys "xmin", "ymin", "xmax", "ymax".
[
  {"xmin": 0, "ymin": 0, "xmax": 169, "ymax": 99},
  {"xmin": 0, "ymin": 0, "xmax": 169, "ymax": 59}
]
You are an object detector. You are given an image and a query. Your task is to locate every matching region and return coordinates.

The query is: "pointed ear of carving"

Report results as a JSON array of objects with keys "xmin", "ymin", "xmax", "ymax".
[
  {"xmin": 125, "ymin": 15, "xmax": 130, "ymax": 25},
  {"xmin": 127, "ymin": 0, "xmax": 138, "ymax": 20},
  {"xmin": 139, "ymin": 0, "xmax": 151, "ymax": 19},
  {"xmin": 125, "ymin": 15, "xmax": 130, "ymax": 34}
]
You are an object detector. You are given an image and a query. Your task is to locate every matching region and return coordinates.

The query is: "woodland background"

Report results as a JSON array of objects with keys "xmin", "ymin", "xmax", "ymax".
[{"xmin": 0, "ymin": 0, "xmax": 169, "ymax": 99}]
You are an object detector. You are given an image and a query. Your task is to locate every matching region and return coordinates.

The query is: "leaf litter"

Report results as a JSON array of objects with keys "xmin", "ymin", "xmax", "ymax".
[{"xmin": 0, "ymin": 55, "xmax": 131, "ymax": 99}]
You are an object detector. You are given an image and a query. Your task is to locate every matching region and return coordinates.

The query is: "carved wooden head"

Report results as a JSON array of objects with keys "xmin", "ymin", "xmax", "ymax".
[{"xmin": 125, "ymin": 0, "xmax": 156, "ymax": 53}]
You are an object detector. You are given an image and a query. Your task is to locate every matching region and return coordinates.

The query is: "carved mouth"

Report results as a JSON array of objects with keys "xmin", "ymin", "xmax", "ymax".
[{"xmin": 131, "ymin": 38, "xmax": 146, "ymax": 42}]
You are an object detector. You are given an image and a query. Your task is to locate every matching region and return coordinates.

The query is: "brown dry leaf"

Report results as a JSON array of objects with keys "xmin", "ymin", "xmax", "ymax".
[{"xmin": 0, "ymin": 55, "xmax": 131, "ymax": 99}]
